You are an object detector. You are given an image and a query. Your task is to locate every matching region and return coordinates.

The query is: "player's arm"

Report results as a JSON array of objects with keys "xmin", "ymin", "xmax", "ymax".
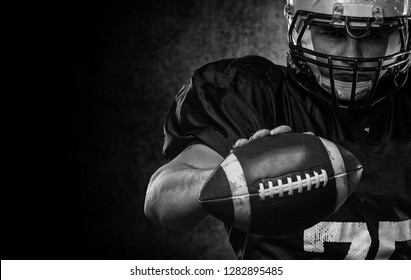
[
  {"xmin": 144, "ymin": 144, "xmax": 223, "ymax": 231},
  {"xmin": 144, "ymin": 126, "xmax": 292, "ymax": 231}
]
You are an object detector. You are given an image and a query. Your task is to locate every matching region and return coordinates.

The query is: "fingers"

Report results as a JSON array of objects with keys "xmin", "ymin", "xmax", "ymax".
[
  {"xmin": 270, "ymin": 126, "xmax": 314, "ymax": 136},
  {"xmin": 232, "ymin": 129, "xmax": 270, "ymax": 151},
  {"xmin": 231, "ymin": 126, "xmax": 316, "ymax": 153},
  {"xmin": 249, "ymin": 129, "xmax": 270, "ymax": 141},
  {"xmin": 232, "ymin": 126, "xmax": 291, "ymax": 152},
  {"xmin": 231, "ymin": 138, "xmax": 249, "ymax": 151},
  {"xmin": 270, "ymin": 125, "xmax": 292, "ymax": 135},
  {"xmin": 303, "ymin": 131, "xmax": 315, "ymax": 135}
]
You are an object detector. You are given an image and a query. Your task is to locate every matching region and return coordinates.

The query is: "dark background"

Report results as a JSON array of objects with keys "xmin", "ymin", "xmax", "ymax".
[{"xmin": 5, "ymin": 0, "xmax": 288, "ymax": 260}]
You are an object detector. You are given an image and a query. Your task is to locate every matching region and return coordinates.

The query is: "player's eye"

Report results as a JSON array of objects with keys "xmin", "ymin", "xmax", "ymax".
[{"xmin": 323, "ymin": 31, "xmax": 345, "ymax": 38}]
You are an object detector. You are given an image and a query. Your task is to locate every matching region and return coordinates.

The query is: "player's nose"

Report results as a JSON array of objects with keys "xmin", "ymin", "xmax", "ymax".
[{"xmin": 343, "ymin": 37, "xmax": 362, "ymax": 59}]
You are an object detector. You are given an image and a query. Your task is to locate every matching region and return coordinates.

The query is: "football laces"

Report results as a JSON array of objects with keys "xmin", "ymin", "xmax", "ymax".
[{"xmin": 258, "ymin": 169, "xmax": 328, "ymax": 200}]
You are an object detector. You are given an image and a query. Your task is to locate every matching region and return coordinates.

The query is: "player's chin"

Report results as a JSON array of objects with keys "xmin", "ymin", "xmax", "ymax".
[
  {"xmin": 318, "ymin": 66, "xmax": 375, "ymax": 83},
  {"xmin": 334, "ymin": 74, "xmax": 373, "ymax": 82},
  {"xmin": 336, "ymin": 90, "xmax": 367, "ymax": 102}
]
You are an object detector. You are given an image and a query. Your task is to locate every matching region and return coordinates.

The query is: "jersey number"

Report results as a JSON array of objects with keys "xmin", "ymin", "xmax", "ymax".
[{"xmin": 303, "ymin": 220, "xmax": 411, "ymax": 259}]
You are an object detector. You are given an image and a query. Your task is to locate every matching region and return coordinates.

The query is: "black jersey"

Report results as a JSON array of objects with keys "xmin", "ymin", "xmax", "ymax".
[{"xmin": 163, "ymin": 55, "xmax": 411, "ymax": 259}]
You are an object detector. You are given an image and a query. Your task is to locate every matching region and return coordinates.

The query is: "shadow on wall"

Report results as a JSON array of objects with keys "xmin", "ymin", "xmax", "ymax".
[{"xmin": 66, "ymin": 0, "xmax": 288, "ymax": 259}]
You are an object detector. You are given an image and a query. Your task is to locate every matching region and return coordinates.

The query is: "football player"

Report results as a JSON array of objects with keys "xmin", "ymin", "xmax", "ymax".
[{"xmin": 144, "ymin": 0, "xmax": 411, "ymax": 259}]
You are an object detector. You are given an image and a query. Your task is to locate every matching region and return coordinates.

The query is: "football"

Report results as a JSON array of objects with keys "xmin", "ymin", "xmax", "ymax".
[{"xmin": 199, "ymin": 133, "xmax": 363, "ymax": 236}]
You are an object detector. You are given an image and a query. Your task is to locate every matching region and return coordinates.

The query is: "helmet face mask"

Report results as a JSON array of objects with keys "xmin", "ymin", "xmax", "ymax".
[{"xmin": 285, "ymin": 0, "xmax": 411, "ymax": 110}]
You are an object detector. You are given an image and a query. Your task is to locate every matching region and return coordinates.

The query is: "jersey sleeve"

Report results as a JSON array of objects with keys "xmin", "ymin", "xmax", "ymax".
[{"xmin": 162, "ymin": 56, "xmax": 285, "ymax": 160}]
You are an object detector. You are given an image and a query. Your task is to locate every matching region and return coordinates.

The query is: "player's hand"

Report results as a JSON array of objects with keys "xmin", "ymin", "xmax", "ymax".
[
  {"xmin": 231, "ymin": 125, "xmax": 314, "ymax": 152},
  {"xmin": 231, "ymin": 125, "xmax": 291, "ymax": 152}
]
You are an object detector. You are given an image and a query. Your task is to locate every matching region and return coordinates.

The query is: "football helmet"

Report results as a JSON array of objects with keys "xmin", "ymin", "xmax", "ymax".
[{"xmin": 285, "ymin": 0, "xmax": 411, "ymax": 109}]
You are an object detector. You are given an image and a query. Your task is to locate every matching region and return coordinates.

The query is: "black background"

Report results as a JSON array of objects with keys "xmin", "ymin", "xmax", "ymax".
[{"xmin": 4, "ymin": 0, "xmax": 288, "ymax": 260}]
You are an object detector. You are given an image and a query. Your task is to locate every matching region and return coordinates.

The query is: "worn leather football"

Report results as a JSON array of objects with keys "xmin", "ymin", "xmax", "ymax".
[{"xmin": 199, "ymin": 133, "xmax": 363, "ymax": 235}]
